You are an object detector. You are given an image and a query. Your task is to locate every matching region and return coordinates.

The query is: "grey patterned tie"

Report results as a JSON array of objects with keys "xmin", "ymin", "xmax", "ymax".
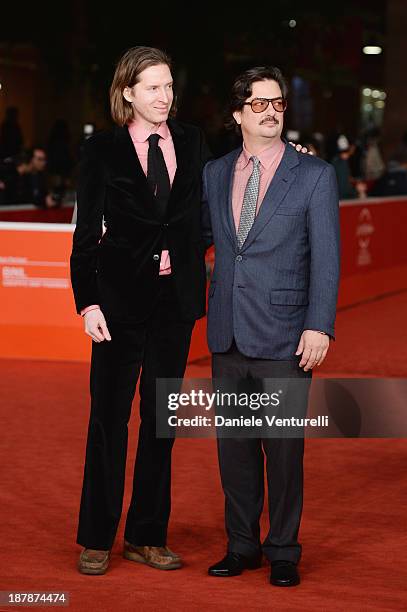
[{"xmin": 236, "ymin": 156, "xmax": 261, "ymax": 249}]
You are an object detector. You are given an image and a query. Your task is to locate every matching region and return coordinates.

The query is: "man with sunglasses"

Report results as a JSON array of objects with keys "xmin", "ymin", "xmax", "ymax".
[{"xmin": 202, "ymin": 67, "xmax": 340, "ymax": 586}]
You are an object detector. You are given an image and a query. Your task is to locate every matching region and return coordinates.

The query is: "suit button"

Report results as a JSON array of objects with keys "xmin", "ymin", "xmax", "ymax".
[
  {"xmin": 236, "ymin": 255, "xmax": 242, "ymax": 262},
  {"xmin": 153, "ymin": 254, "xmax": 160, "ymax": 261}
]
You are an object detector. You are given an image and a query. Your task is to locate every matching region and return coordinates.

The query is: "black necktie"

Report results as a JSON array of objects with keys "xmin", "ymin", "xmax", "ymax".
[
  {"xmin": 147, "ymin": 133, "xmax": 171, "ymax": 211},
  {"xmin": 147, "ymin": 133, "xmax": 171, "ymax": 252}
]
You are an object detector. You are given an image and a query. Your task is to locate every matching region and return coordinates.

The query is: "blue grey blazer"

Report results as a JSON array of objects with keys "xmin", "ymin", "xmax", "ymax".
[{"xmin": 201, "ymin": 142, "xmax": 340, "ymax": 360}]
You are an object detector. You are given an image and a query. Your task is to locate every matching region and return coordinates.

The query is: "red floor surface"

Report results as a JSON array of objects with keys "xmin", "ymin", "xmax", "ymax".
[{"xmin": 1, "ymin": 292, "xmax": 407, "ymax": 610}]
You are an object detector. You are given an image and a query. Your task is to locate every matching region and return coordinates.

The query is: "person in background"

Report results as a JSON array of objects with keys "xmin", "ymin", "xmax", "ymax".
[
  {"xmin": 0, "ymin": 159, "xmax": 11, "ymax": 204},
  {"xmin": 0, "ymin": 152, "xmax": 28, "ymax": 205},
  {"xmin": 0, "ymin": 106, "xmax": 23, "ymax": 159},
  {"xmin": 0, "ymin": 177, "xmax": 5, "ymax": 205},
  {"xmin": 325, "ymin": 127, "xmax": 344, "ymax": 162},
  {"xmin": 332, "ymin": 135, "xmax": 366, "ymax": 199},
  {"xmin": 363, "ymin": 127, "xmax": 385, "ymax": 182},
  {"xmin": 369, "ymin": 149, "xmax": 407, "ymax": 197},
  {"xmin": 348, "ymin": 136, "xmax": 364, "ymax": 180},
  {"xmin": 5, "ymin": 147, "xmax": 59, "ymax": 208},
  {"xmin": 47, "ymin": 119, "xmax": 73, "ymax": 201},
  {"xmin": 390, "ymin": 130, "xmax": 407, "ymax": 161}
]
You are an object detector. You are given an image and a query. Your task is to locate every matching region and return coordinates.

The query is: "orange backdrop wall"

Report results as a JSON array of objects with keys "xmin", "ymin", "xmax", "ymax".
[{"xmin": 1, "ymin": 196, "xmax": 407, "ymax": 363}]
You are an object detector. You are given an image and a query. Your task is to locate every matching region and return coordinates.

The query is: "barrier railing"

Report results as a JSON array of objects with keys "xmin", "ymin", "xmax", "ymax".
[{"xmin": 0, "ymin": 203, "xmax": 75, "ymax": 224}]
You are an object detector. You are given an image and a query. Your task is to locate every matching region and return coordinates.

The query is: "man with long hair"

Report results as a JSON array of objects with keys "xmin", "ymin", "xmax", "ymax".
[{"xmin": 71, "ymin": 46, "xmax": 210, "ymax": 574}]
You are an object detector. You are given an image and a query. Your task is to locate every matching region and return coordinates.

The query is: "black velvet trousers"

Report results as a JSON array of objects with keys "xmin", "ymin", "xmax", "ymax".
[
  {"xmin": 212, "ymin": 341, "xmax": 312, "ymax": 564},
  {"xmin": 76, "ymin": 276, "xmax": 194, "ymax": 550}
]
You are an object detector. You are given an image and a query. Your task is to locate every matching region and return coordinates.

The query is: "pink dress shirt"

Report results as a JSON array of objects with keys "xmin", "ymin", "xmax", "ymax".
[
  {"xmin": 232, "ymin": 139, "xmax": 286, "ymax": 231},
  {"xmin": 81, "ymin": 121, "xmax": 177, "ymax": 316}
]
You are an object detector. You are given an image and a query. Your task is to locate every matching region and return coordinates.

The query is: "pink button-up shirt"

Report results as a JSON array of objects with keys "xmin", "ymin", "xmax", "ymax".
[
  {"xmin": 81, "ymin": 121, "xmax": 177, "ymax": 316},
  {"xmin": 232, "ymin": 139, "xmax": 286, "ymax": 231}
]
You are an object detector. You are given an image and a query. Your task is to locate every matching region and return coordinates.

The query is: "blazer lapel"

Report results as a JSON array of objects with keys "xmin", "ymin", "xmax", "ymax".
[
  {"xmin": 221, "ymin": 148, "xmax": 241, "ymax": 247},
  {"xmin": 240, "ymin": 143, "xmax": 299, "ymax": 251},
  {"xmin": 112, "ymin": 125, "xmax": 156, "ymax": 211},
  {"xmin": 166, "ymin": 119, "xmax": 190, "ymax": 218}
]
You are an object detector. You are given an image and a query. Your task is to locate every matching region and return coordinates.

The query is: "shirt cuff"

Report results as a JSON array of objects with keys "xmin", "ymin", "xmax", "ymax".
[{"xmin": 80, "ymin": 305, "xmax": 100, "ymax": 316}]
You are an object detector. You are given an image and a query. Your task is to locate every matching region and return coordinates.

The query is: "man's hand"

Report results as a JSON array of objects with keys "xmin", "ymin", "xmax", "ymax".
[
  {"xmin": 84, "ymin": 308, "xmax": 112, "ymax": 343},
  {"xmin": 289, "ymin": 141, "xmax": 314, "ymax": 155},
  {"xmin": 295, "ymin": 330, "xmax": 329, "ymax": 371}
]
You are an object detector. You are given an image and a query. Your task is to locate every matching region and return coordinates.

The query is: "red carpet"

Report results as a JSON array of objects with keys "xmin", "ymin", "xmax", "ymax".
[{"xmin": 1, "ymin": 292, "xmax": 407, "ymax": 610}]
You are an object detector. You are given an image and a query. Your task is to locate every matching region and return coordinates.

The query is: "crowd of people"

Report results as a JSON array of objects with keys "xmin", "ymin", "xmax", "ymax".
[
  {"xmin": 1, "ymin": 104, "xmax": 407, "ymax": 208},
  {"xmin": 316, "ymin": 127, "xmax": 407, "ymax": 200}
]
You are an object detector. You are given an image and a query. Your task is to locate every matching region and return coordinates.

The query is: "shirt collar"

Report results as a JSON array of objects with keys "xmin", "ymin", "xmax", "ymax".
[
  {"xmin": 128, "ymin": 120, "xmax": 170, "ymax": 143},
  {"xmin": 239, "ymin": 139, "xmax": 285, "ymax": 170}
]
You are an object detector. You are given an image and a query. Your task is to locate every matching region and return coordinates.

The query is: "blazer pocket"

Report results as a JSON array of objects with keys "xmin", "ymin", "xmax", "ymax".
[
  {"xmin": 108, "ymin": 175, "xmax": 135, "ymax": 186},
  {"xmin": 275, "ymin": 207, "xmax": 303, "ymax": 216},
  {"xmin": 269, "ymin": 289, "xmax": 308, "ymax": 305}
]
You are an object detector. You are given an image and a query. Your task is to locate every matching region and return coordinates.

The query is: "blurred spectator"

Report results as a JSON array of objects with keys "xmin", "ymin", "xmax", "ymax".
[
  {"xmin": 0, "ymin": 177, "xmax": 5, "ymax": 205},
  {"xmin": 325, "ymin": 127, "xmax": 344, "ymax": 162},
  {"xmin": 348, "ymin": 137, "xmax": 364, "ymax": 180},
  {"xmin": 362, "ymin": 128, "xmax": 385, "ymax": 181},
  {"xmin": 0, "ymin": 158, "xmax": 8, "ymax": 204},
  {"xmin": 47, "ymin": 119, "xmax": 73, "ymax": 199},
  {"xmin": 0, "ymin": 152, "xmax": 29, "ymax": 205},
  {"xmin": 390, "ymin": 130, "xmax": 407, "ymax": 162},
  {"xmin": 331, "ymin": 135, "xmax": 367, "ymax": 199},
  {"xmin": 369, "ymin": 150, "xmax": 407, "ymax": 197},
  {"xmin": 0, "ymin": 107, "xmax": 23, "ymax": 158},
  {"xmin": 76, "ymin": 123, "xmax": 96, "ymax": 164},
  {"xmin": 4, "ymin": 147, "xmax": 59, "ymax": 208}
]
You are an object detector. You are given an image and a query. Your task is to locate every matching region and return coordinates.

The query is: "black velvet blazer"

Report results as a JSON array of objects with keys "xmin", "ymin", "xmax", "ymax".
[{"xmin": 70, "ymin": 119, "xmax": 211, "ymax": 322}]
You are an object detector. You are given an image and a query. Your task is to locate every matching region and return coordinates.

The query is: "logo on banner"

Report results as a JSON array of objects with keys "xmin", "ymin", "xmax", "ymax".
[
  {"xmin": 356, "ymin": 208, "xmax": 374, "ymax": 266},
  {"xmin": 0, "ymin": 256, "xmax": 69, "ymax": 288}
]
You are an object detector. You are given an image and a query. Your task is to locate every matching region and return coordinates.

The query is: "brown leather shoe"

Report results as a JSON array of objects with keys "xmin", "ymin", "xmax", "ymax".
[
  {"xmin": 163, "ymin": 546, "xmax": 181, "ymax": 562},
  {"xmin": 78, "ymin": 548, "xmax": 110, "ymax": 575},
  {"xmin": 123, "ymin": 541, "xmax": 182, "ymax": 570}
]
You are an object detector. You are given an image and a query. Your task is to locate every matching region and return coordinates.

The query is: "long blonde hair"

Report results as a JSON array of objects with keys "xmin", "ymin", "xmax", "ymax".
[{"xmin": 110, "ymin": 46, "xmax": 173, "ymax": 126}]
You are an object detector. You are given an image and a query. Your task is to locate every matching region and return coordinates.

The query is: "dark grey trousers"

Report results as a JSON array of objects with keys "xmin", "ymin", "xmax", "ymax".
[{"xmin": 212, "ymin": 340, "xmax": 312, "ymax": 564}]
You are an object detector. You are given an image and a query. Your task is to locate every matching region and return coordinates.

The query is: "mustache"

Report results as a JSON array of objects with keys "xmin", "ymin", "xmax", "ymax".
[{"xmin": 260, "ymin": 116, "xmax": 279, "ymax": 125}]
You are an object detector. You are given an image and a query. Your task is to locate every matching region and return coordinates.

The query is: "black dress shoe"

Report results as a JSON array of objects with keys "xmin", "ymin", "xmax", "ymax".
[
  {"xmin": 270, "ymin": 561, "xmax": 300, "ymax": 587},
  {"xmin": 208, "ymin": 552, "xmax": 262, "ymax": 577}
]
